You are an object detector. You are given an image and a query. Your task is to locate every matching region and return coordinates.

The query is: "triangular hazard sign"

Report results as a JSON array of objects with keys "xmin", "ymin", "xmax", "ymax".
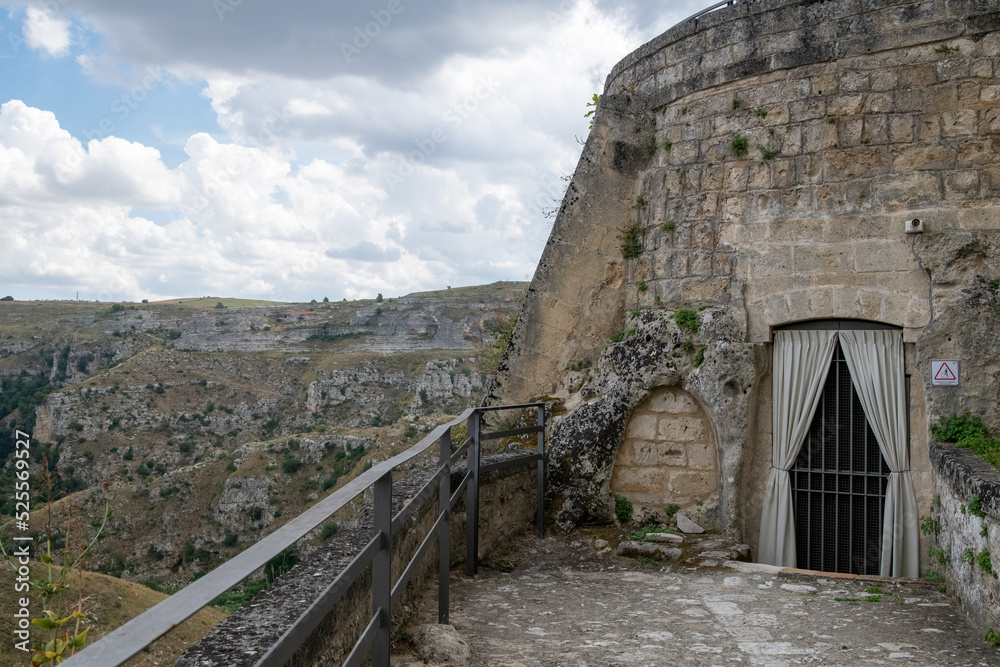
[{"xmin": 934, "ymin": 362, "xmax": 957, "ymax": 381}]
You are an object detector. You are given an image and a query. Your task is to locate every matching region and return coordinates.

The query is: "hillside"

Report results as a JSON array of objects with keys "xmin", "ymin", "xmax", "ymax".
[{"xmin": 0, "ymin": 282, "xmax": 524, "ymax": 611}]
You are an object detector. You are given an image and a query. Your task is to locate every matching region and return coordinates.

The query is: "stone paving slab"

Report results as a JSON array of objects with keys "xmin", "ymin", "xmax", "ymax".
[{"xmin": 395, "ymin": 533, "xmax": 999, "ymax": 666}]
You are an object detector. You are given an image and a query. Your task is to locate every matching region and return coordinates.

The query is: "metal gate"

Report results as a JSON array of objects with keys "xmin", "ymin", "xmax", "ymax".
[{"xmin": 790, "ymin": 341, "xmax": 889, "ymax": 575}]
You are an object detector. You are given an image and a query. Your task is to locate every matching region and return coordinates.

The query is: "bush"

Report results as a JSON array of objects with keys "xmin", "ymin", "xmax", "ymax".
[
  {"xmin": 282, "ymin": 455, "xmax": 302, "ymax": 474},
  {"xmin": 932, "ymin": 412, "xmax": 987, "ymax": 443},
  {"xmin": 223, "ymin": 532, "xmax": 238, "ymax": 547},
  {"xmin": 614, "ymin": 495, "xmax": 634, "ymax": 524},
  {"xmin": 672, "ymin": 309, "xmax": 700, "ymax": 333},
  {"xmin": 620, "ymin": 225, "xmax": 643, "ymax": 259},
  {"xmin": 248, "ymin": 506, "xmax": 263, "ymax": 521},
  {"xmin": 933, "ymin": 413, "xmax": 1000, "ymax": 471},
  {"xmin": 320, "ymin": 521, "xmax": 339, "ymax": 541},
  {"xmin": 731, "ymin": 135, "xmax": 749, "ymax": 156}
]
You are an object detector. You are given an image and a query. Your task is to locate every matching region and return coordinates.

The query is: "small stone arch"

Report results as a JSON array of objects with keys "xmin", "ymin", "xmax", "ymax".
[{"xmin": 610, "ymin": 386, "xmax": 719, "ymax": 521}]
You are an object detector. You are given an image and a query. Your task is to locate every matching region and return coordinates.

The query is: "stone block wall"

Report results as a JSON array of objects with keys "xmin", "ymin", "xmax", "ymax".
[
  {"xmin": 489, "ymin": 0, "xmax": 1000, "ymax": 564},
  {"xmin": 610, "ymin": 387, "xmax": 719, "ymax": 520},
  {"xmin": 928, "ymin": 442, "xmax": 1000, "ymax": 637}
]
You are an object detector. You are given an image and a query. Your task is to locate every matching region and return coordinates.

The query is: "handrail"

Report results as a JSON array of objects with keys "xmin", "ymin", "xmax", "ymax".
[
  {"xmin": 62, "ymin": 402, "xmax": 545, "ymax": 667},
  {"xmin": 681, "ymin": 0, "xmax": 746, "ymax": 25}
]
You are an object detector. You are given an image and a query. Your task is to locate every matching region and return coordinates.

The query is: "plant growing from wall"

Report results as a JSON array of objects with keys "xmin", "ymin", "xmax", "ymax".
[
  {"xmin": 730, "ymin": 135, "xmax": 749, "ymax": 156},
  {"xmin": 662, "ymin": 140, "xmax": 672, "ymax": 151},
  {"xmin": 620, "ymin": 225, "xmax": 643, "ymax": 259},
  {"xmin": 672, "ymin": 309, "xmax": 700, "ymax": 334},
  {"xmin": 614, "ymin": 495, "xmax": 633, "ymax": 524},
  {"xmin": 694, "ymin": 344, "xmax": 708, "ymax": 368},
  {"xmin": 932, "ymin": 412, "xmax": 1000, "ymax": 471},
  {"xmin": 661, "ymin": 220, "xmax": 675, "ymax": 231},
  {"xmin": 584, "ymin": 93, "xmax": 600, "ymax": 128},
  {"xmin": 637, "ymin": 280, "xmax": 648, "ymax": 292},
  {"xmin": 758, "ymin": 145, "xmax": 780, "ymax": 161},
  {"xmin": 976, "ymin": 549, "xmax": 997, "ymax": 578}
]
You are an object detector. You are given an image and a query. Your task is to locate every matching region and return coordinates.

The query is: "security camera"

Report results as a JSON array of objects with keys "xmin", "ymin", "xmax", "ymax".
[{"xmin": 904, "ymin": 218, "xmax": 923, "ymax": 234}]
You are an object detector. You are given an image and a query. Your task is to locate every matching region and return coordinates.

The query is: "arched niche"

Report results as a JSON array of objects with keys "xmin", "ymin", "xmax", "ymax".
[{"xmin": 610, "ymin": 386, "xmax": 719, "ymax": 514}]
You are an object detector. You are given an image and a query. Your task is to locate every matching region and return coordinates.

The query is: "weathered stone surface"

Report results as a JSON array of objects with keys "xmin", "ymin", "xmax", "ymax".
[
  {"xmin": 411, "ymin": 624, "xmax": 472, "ymax": 666},
  {"xmin": 677, "ymin": 513, "xmax": 705, "ymax": 534},
  {"xmin": 645, "ymin": 532, "xmax": 683, "ymax": 544},
  {"xmin": 396, "ymin": 533, "xmax": 999, "ymax": 665},
  {"xmin": 616, "ymin": 540, "xmax": 683, "ymax": 560}
]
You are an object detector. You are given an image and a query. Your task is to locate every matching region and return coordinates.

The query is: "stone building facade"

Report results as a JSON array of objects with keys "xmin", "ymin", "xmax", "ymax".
[{"xmin": 489, "ymin": 0, "xmax": 1000, "ymax": 580}]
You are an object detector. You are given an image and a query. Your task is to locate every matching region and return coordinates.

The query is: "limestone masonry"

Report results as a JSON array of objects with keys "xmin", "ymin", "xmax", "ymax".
[{"xmin": 489, "ymin": 0, "xmax": 1000, "ymax": 628}]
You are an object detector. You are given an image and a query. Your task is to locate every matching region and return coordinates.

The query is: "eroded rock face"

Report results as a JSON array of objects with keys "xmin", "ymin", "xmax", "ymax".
[{"xmin": 546, "ymin": 307, "xmax": 755, "ymax": 533}]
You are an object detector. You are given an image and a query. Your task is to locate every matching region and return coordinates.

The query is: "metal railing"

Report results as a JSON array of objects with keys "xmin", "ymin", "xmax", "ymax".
[
  {"xmin": 62, "ymin": 402, "xmax": 546, "ymax": 667},
  {"xmin": 682, "ymin": 0, "xmax": 747, "ymax": 25}
]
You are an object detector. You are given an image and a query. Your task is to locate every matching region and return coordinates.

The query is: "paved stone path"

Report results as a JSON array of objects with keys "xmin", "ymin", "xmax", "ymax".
[{"xmin": 396, "ymin": 532, "xmax": 998, "ymax": 666}]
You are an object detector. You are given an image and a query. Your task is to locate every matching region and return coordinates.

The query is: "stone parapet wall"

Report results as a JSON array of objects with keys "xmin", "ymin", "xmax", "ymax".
[{"xmin": 928, "ymin": 442, "xmax": 1000, "ymax": 637}]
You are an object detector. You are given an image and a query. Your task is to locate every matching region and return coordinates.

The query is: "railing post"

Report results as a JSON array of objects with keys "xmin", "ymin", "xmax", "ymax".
[
  {"xmin": 372, "ymin": 471, "xmax": 392, "ymax": 666},
  {"xmin": 465, "ymin": 410, "xmax": 481, "ymax": 577},
  {"xmin": 438, "ymin": 429, "xmax": 451, "ymax": 623},
  {"xmin": 536, "ymin": 404, "xmax": 546, "ymax": 537}
]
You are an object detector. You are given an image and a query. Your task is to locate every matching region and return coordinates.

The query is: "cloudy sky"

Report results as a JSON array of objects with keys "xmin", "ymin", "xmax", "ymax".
[{"xmin": 0, "ymin": 0, "xmax": 712, "ymax": 302}]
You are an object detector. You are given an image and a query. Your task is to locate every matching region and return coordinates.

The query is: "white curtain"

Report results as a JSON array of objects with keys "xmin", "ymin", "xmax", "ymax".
[
  {"xmin": 757, "ymin": 329, "xmax": 838, "ymax": 568},
  {"xmin": 839, "ymin": 330, "xmax": 919, "ymax": 578}
]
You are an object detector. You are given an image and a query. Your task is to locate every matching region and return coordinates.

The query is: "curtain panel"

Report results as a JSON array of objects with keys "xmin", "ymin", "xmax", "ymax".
[
  {"xmin": 757, "ymin": 329, "xmax": 838, "ymax": 568},
  {"xmin": 757, "ymin": 328, "xmax": 918, "ymax": 578}
]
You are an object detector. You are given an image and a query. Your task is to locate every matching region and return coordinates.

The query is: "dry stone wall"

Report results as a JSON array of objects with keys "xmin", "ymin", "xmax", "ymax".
[
  {"xmin": 491, "ymin": 0, "xmax": 1000, "ymax": 563},
  {"xmin": 610, "ymin": 387, "xmax": 719, "ymax": 519}
]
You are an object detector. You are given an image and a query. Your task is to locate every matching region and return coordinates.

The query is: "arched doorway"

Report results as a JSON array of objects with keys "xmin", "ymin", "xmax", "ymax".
[{"xmin": 757, "ymin": 320, "xmax": 919, "ymax": 578}]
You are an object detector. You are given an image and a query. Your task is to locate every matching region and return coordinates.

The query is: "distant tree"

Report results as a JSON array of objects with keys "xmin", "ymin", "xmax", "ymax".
[
  {"xmin": 322, "ymin": 296, "xmax": 329, "ymax": 303},
  {"xmin": 310, "ymin": 299, "xmax": 317, "ymax": 304},
  {"xmin": 376, "ymin": 293, "xmax": 383, "ymax": 302},
  {"xmin": 0, "ymin": 296, "xmax": 12, "ymax": 301},
  {"xmin": 215, "ymin": 302, "xmax": 225, "ymax": 309},
  {"xmin": 110, "ymin": 303, "xmax": 124, "ymax": 312},
  {"xmin": 141, "ymin": 298, "xmax": 148, "ymax": 303}
]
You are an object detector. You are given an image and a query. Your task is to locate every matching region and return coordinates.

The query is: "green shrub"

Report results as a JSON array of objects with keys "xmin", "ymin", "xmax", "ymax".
[
  {"xmin": 672, "ymin": 309, "xmax": 699, "ymax": 333},
  {"xmin": 282, "ymin": 455, "xmax": 302, "ymax": 474},
  {"xmin": 248, "ymin": 506, "xmax": 263, "ymax": 521},
  {"xmin": 976, "ymin": 549, "xmax": 996, "ymax": 577},
  {"xmin": 614, "ymin": 495, "xmax": 634, "ymax": 524},
  {"xmin": 694, "ymin": 344, "xmax": 708, "ymax": 368},
  {"xmin": 933, "ymin": 413, "xmax": 1000, "ymax": 471},
  {"xmin": 932, "ymin": 412, "xmax": 987, "ymax": 442},
  {"xmin": 321, "ymin": 521, "xmax": 339, "ymax": 541},
  {"xmin": 730, "ymin": 135, "xmax": 749, "ymax": 156},
  {"xmin": 620, "ymin": 226, "xmax": 643, "ymax": 259},
  {"xmin": 223, "ymin": 532, "xmax": 238, "ymax": 547},
  {"xmin": 666, "ymin": 504, "xmax": 680, "ymax": 518}
]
